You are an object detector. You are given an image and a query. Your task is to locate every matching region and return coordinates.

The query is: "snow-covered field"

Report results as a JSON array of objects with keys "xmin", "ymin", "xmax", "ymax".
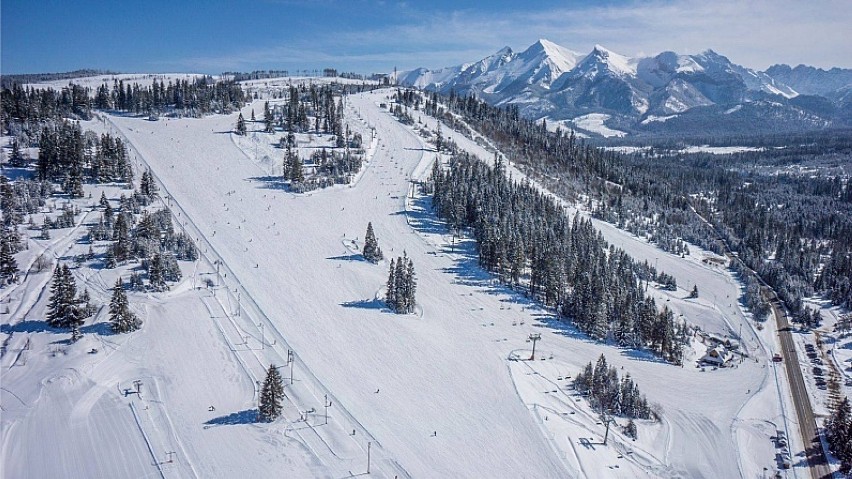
[
  {"xmin": 572, "ymin": 113, "xmax": 627, "ymax": 138},
  {"xmin": 681, "ymin": 145, "xmax": 765, "ymax": 154},
  {"xmin": 640, "ymin": 114, "xmax": 679, "ymax": 124},
  {"xmin": 1, "ymin": 87, "xmax": 820, "ymax": 478},
  {"xmin": 600, "ymin": 145, "xmax": 769, "ymax": 156}
]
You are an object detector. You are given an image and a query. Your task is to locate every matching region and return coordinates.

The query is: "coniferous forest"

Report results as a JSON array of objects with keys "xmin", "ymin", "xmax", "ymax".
[
  {"xmin": 0, "ymin": 75, "xmax": 247, "ymax": 124},
  {"xmin": 430, "ymin": 153, "xmax": 690, "ymax": 363},
  {"xmin": 403, "ymin": 88, "xmax": 852, "ymax": 324}
]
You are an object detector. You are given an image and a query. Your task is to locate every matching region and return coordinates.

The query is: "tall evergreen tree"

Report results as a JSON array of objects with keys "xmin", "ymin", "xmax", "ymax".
[
  {"xmin": 386, "ymin": 258, "xmax": 396, "ymax": 303},
  {"xmin": 236, "ymin": 113, "xmax": 247, "ymax": 136},
  {"xmin": 394, "ymin": 254, "xmax": 407, "ymax": 312},
  {"xmin": 46, "ymin": 265, "xmax": 84, "ymax": 328},
  {"xmin": 140, "ymin": 169, "xmax": 158, "ymax": 198},
  {"xmin": 40, "ymin": 218, "xmax": 51, "ymax": 240},
  {"xmin": 148, "ymin": 253, "xmax": 166, "ymax": 291},
  {"xmin": 264, "ymin": 101, "xmax": 274, "ymax": 133},
  {"xmin": 385, "ymin": 254, "xmax": 416, "ymax": 314},
  {"xmin": 362, "ymin": 222, "xmax": 383, "ymax": 263},
  {"xmin": 112, "ymin": 213, "xmax": 130, "ymax": 263},
  {"xmin": 405, "ymin": 257, "xmax": 417, "ymax": 312},
  {"xmin": 827, "ymin": 396, "xmax": 852, "ymax": 473},
  {"xmin": 258, "ymin": 364, "xmax": 285, "ymax": 422},
  {"xmin": 624, "ymin": 419, "xmax": 638, "ymax": 440},
  {"xmin": 109, "ymin": 279, "xmax": 140, "ymax": 333},
  {"xmin": 0, "ymin": 231, "xmax": 19, "ymax": 285},
  {"xmin": 287, "ymin": 151, "xmax": 303, "ymax": 183}
]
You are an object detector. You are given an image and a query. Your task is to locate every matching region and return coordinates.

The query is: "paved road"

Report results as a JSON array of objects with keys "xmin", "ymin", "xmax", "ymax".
[
  {"xmin": 767, "ymin": 291, "xmax": 833, "ymax": 479},
  {"xmin": 697, "ymin": 219, "xmax": 833, "ymax": 478}
]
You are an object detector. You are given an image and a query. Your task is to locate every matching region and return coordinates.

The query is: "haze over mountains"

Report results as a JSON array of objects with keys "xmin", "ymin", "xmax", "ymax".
[{"xmin": 399, "ymin": 39, "xmax": 852, "ymax": 137}]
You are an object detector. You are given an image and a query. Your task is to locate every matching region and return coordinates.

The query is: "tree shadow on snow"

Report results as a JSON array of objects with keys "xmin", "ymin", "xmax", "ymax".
[
  {"xmin": 326, "ymin": 254, "xmax": 367, "ymax": 262},
  {"xmin": 247, "ymin": 175, "xmax": 290, "ymax": 191},
  {"xmin": 80, "ymin": 322, "xmax": 116, "ymax": 336},
  {"xmin": 203, "ymin": 409, "xmax": 258, "ymax": 428},
  {"xmin": 618, "ymin": 347, "xmax": 670, "ymax": 365},
  {"xmin": 533, "ymin": 315, "xmax": 597, "ymax": 343},
  {"xmin": 340, "ymin": 299, "xmax": 386, "ymax": 310},
  {"xmin": 406, "ymin": 196, "xmax": 452, "ymax": 236},
  {"xmin": 1, "ymin": 319, "xmax": 54, "ymax": 334}
]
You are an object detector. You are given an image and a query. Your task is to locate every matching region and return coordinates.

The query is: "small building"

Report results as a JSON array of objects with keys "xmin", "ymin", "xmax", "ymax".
[{"xmin": 701, "ymin": 345, "xmax": 734, "ymax": 367}]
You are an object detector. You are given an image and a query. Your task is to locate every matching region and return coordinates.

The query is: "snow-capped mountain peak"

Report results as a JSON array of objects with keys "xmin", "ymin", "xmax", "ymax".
[
  {"xmin": 509, "ymin": 38, "xmax": 584, "ymax": 86},
  {"xmin": 398, "ymin": 39, "xmax": 849, "ymax": 135},
  {"xmin": 575, "ymin": 44, "xmax": 637, "ymax": 78}
]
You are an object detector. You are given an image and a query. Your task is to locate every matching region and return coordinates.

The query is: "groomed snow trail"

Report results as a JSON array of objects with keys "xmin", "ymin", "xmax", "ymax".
[
  {"xmin": 105, "ymin": 92, "xmax": 567, "ymax": 478},
  {"xmin": 94, "ymin": 87, "xmax": 789, "ymax": 478}
]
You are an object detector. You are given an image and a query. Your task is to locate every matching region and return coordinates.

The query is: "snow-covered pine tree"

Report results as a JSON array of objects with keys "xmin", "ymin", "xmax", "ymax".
[
  {"xmin": 109, "ymin": 279, "xmax": 140, "ymax": 333},
  {"xmin": 384, "ymin": 254, "xmax": 417, "ymax": 314},
  {"xmin": 624, "ymin": 419, "xmax": 637, "ymax": 440},
  {"xmin": 574, "ymin": 354, "xmax": 653, "ymax": 420},
  {"xmin": 258, "ymin": 364, "xmax": 285, "ymax": 422},
  {"xmin": 46, "ymin": 265, "xmax": 84, "ymax": 328},
  {"xmin": 140, "ymin": 169, "xmax": 158, "ymax": 198},
  {"xmin": 40, "ymin": 218, "xmax": 51, "ymax": 240},
  {"xmin": 112, "ymin": 213, "xmax": 130, "ymax": 263},
  {"xmin": 0, "ymin": 232, "xmax": 19, "ymax": 285},
  {"xmin": 385, "ymin": 258, "xmax": 396, "ymax": 308},
  {"xmin": 147, "ymin": 253, "xmax": 166, "ymax": 291},
  {"xmin": 826, "ymin": 396, "xmax": 852, "ymax": 473},
  {"xmin": 393, "ymin": 254, "xmax": 407, "ymax": 312},
  {"xmin": 45, "ymin": 265, "xmax": 67, "ymax": 326},
  {"xmin": 287, "ymin": 151, "xmax": 303, "ymax": 183},
  {"xmin": 264, "ymin": 101, "xmax": 274, "ymax": 133},
  {"xmin": 9, "ymin": 139, "xmax": 24, "ymax": 166},
  {"xmin": 362, "ymin": 222, "xmax": 383, "ymax": 263},
  {"xmin": 405, "ymin": 257, "xmax": 416, "ymax": 312},
  {"xmin": 161, "ymin": 253, "xmax": 182, "ymax": 282},
  {"xmin": 65, "ymin": 156, "xmax": 84, "ymax": 198},
  {"xmin": 236, "ymin": 113, "xmax": 247, "ymax": 136}
]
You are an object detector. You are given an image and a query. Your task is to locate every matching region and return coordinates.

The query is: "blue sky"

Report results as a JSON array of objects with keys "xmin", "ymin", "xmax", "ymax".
[{"xmin": 2, "ymin": 0, "xmax": 850, "ymax": 74}]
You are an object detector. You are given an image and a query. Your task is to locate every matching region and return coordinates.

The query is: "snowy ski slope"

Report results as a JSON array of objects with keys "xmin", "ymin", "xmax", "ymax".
[{"xmin": 1, "ymin": 85, "xmax": 814, "ymax": 478}]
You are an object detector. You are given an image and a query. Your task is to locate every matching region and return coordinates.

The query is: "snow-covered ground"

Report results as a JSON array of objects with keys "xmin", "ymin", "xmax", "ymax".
[
  {"xmin": 681, "ymin": 145, "xmax": 765, "ymax": 154},
  {"xmin": 1, "ymin": 87, "xmax": 821, "ymax": 478},
  {"xmin": 599, "ymin": 144, "xmax": 769, "ymax": 156},
  {"xmin": 572, "ymin": 113, "xmax": 627, "ymax": 138},
  {"xmin": 539, "ymin": 117, "xmax": 590, "ymax": 138},
  {"xmin": 640, "ymin": 114, "xmax": 679, "ymax": 124}
]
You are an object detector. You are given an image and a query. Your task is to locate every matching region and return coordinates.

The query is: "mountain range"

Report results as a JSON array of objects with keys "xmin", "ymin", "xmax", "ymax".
[{"xmin": 398, "ymin": 39, "xmax": 852, "ymax": 137}]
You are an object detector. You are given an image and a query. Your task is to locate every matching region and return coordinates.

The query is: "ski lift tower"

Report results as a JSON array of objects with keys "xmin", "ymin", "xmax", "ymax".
[
  {"xmin": 528, "ymin": 333, "xmax": 541, "ymax": 360},
  {"xmin": 601, "ymin": 414, "xmax": 616, "ymax": 445}
]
